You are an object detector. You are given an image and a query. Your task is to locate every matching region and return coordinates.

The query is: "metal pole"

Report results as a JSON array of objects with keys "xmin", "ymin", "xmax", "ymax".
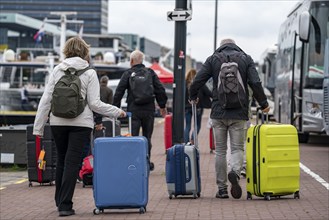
[
  {"xmin": 172, "ymin": 0, "xmax": 187, "ymax": 144},
  {"xmin": 47, "ymin": 11, "xmax": 82, "ymax": 61},
  {"xmin": 290, "ymin": 32, "xmax": 297, "ymax": 125},
  {"xmin": 214, "ymin": 0, "xmax": 218, "ymax": 52},
  {"xmin": 298, "ymin": 43, "xmax": 305, "ymax": 131},
  {"xmin": 59, "ymin": 14, "xmax": 66, "ymax": 61}
]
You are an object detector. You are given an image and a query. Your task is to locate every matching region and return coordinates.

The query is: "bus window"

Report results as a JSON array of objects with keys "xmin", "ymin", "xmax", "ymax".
[{"xmin": 305, "ymin": 2, "xmax": 329, "ymax": 88}]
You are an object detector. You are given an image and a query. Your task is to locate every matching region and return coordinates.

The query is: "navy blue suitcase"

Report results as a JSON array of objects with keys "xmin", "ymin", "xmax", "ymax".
[
  {"xmin": 166, "ymin": 144, "xmax": 201, "ymax": 199},
  {"xmin": 165, "ymin": 103, "xmax": 201, "ymax": 199},
  {"xmin": 92, "ymin": 114, "xmax": 149, "ymax": 215}
]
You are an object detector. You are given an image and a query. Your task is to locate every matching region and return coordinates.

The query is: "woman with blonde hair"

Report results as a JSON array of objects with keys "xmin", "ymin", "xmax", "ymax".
[
  {"xmin": 184, "ymin": 68, "xmax": 212, "ymax": 144},
  {"xmin": 33, "ymin": 36, "xmax": 126, "ymax": 217}
]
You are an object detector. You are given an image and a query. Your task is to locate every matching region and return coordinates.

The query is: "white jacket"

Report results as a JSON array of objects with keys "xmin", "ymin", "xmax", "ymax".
[{"xmin": 33, "ymin": 57, "xmax": 122, "ymax": 137}]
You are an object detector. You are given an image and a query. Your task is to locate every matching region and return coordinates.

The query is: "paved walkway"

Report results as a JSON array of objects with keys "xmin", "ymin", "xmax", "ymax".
[{"xmin": 0, "ymin": 110, "xmax": 328, "ymax": 219}]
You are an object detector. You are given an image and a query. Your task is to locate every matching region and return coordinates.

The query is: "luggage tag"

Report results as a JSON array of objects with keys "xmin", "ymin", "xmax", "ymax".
[
  {"xmin": 122, "ymin": 133, "xmax": 132, "ymax": 137},
  {"xmin": 38, "ymin": 148, "xmax": 46, "ymax": 170}
]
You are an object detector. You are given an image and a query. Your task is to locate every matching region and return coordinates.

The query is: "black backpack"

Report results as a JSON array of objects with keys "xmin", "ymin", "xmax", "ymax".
[
  {"xmin": 129, "ymin": 68, "xmax": 155, "ymax": 105},
  {"xmin": 51, "ymin": 67, "xmax": 91, "ymax": 118},
  {"xmin": 215, "ymin": 52, "xmax": 247, "ymax": 109}
]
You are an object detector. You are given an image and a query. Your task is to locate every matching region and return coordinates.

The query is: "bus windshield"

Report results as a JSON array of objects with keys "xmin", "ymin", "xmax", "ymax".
[{"xmin": 306, "ymin": 1, "xmax": 329, "ymax": 87}]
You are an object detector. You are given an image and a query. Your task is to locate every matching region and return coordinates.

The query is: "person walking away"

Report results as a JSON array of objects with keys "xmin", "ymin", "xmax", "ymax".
[
  {"xmin": 33, "ymin": 37, "xmax": 126, "ymax": 217},
  {"xmin": 184, "ymin": 68, "xmax": 212, "ymax": 144},
  {"xmin": 113, "ymin": 50, "xmax": 168, "ymax": 171},
  {"xmin": 189, "ymin": 38, "xmax": 270, "ymax": 199},
  {"xmin": 99, "ymin": 75, "xmax": 113, "ymax": 104}
]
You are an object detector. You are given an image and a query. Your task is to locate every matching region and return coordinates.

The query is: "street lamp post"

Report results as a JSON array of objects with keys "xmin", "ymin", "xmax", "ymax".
[
  {"xmin": 214, "ymin": 0, "xmax": 218, "ymax": 52},
  {"xmin": 46, "ymin": 12, "xmax": 84, "ymax": 61}
]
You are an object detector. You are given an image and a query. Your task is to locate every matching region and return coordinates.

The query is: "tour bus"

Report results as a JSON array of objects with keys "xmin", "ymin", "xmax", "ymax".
[
  {"xmin": 0, "ymin": 59, "xmax": 128, "ymax": 125},
  {"xmin": 274, "ymin": 0, "xmax": 329, "ymax": 142},
  {"xmin": 259, "ymin": 45, "xmax": 277, "ymax": 98}
]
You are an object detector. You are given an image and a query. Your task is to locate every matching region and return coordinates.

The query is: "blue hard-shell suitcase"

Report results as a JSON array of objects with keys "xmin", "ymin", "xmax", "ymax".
[
  {"xmin": 165, "ymin": 103, "xmax": 201, "ymax": 199},
  {"xmin": 92, "ymin": 114, "xmax": 149, "ymax": 215},
  {"xmin": 165, "ymin": 143, "xmax": 201, "ymax": 199}
]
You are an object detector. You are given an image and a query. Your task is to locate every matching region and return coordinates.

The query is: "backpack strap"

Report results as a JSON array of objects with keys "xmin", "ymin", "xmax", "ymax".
[
  {"xmin": 132, "ymin": 66, "xmax": 150, "ymax": 74},
  {"xmin": 70, "ymin": 67, "xmax": 92, "ymax": 102},
  {"xmin": 64, "ymin": 69, "xmax": 71, "ymax": 75},
  {"xmin": 75, "ymin": 67, "xmax": 93, "ymax": 76},
  {"xmin": 63, "ymin": 67, "xmax": 92, "ymax": 76},
  {"xmin": 213, "ymin": 52, "xmax": 227, "ymax": 64}
]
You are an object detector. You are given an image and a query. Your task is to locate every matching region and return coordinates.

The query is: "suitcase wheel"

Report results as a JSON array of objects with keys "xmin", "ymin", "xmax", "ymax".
[
  {"xmin": 264, "ymin": 194, "xmax": 271, "ymax": 201},
  {"xmin": 93, "ymin": 208, "xmax": 103, "ymax": 215},
  {"xmin": 197, "ymin": 192, "xmax": 201, "ymax": 198},
  {"xmin": 169, "ymin": 194, "xmax": 173, "ymax": 199},
  {"xmin": 247, "ymin": 192, "xmax": 252, "ymax": 200},
  {"xmin": 139, "ymin": 207, "xmax": 146, "ymax": 214},
  {"xmin": 294, "ymin": 191, "xmax": 300, "ymax": 199},
  {"xmin": 29, "ymin": 182, "xmax": 32, "ymax": 187}
]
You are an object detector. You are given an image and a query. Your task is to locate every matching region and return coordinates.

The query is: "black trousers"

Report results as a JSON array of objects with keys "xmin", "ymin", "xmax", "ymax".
[
  {"xmin": 51, "ymin": 126, "xmax": 92, "ymax": 211},
  {"xmin": 131, "ymin": 111, "xmax": 154, "ymax": 159}
]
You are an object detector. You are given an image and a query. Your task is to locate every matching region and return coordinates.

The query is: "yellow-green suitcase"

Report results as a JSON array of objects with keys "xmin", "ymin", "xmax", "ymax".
[{"xmin": 246, "ymin": 122, "xmax": 300, "ymax": 201}]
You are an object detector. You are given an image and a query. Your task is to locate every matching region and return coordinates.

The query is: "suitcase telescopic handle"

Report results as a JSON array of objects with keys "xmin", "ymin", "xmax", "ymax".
[
  {"xmin": 191, "ymin": 102, "xmax": 199, "ymax": 150},
  {"xmin": 111, "ymin": 112, "xmax": 132, "ymax": 137},
  {"xmin": 126, "ymin": 112, "xmax": 132, "ymax": 134},
  {"xmin": 256, "ymin": 107, "xmax": 269, "ymax": 125},
  {"xmin": 111, "ymin": 118, "xmax": 115, "ymax": 137}
]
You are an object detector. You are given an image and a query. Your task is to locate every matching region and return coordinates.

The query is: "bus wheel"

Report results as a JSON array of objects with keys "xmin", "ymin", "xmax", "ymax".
[{"xmin": 298, "ymin": 132, "xmax": 309, "ymax": 143}]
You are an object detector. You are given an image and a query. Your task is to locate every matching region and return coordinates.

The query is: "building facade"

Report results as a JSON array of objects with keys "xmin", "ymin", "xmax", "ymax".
[
  {"xmin": 0, "ymin": 1, "xmax": 177, "ymax": 67},
  {"xmin": 0, "ymin": 0, "xmax": 108, "ymax": 34}
]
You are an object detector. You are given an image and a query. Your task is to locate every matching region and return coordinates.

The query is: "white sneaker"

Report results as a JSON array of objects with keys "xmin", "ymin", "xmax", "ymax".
[{"xmin": 240, "ymin": 167, "xmax": 246, "ymax": 178}]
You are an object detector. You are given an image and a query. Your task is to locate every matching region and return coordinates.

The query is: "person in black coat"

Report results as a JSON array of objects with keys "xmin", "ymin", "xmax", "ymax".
[
  {"xmin": 113, "ymin": 50, "xmax": 168, "ymax": 171},
  {"xmin": 189, "ymin": 38, "xmax": 270, "ymax": 200},
  {"xmin": 184, "ymin": 68, "xmax": 212, "ymax": 144}
]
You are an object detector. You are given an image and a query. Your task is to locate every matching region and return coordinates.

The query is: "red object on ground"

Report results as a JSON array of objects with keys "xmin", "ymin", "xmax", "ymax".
[
  {"xmin": 149, "ymin": 62, "xmax": 174, "ymax": 84},
  {"xmin": 35, "ymin": 136, "xmax": 43, "ymax": 183},
  {"xmin": 164, "ymin": 114, "xmax": 172, "ymax": 151},
  {"xmin": 79, "ymin": 155, "xmax": 93, "ymax": 180}
]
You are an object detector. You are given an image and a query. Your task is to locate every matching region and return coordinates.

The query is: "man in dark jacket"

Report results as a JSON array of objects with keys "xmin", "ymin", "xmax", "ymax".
[
  {"xmin": 113, "ymin": 50, "xmax": 168, "ymax": 171},
  {"xmin": 189, "ymin": 39, "xmax": 270, "ymax": 199}
]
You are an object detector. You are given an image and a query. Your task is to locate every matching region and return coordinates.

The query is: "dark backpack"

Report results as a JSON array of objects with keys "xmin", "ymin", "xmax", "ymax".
[
  {"xmin": 129, "ymin": 68, "xmax": 155, "ymax": 105},
  {"xmin": 51, "ymin": 67, "xmax": 91, "ymax": 118},
  {"xmin": 215, "ymin": 52, "xmax": 247, "ymax": 109}
]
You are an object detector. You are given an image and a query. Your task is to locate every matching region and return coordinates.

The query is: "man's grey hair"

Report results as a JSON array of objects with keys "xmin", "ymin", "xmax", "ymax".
[
  {"xmin": 220, "ymin": 38, "xmax": 236, "ymax": 46},
  {"xmin": 130, "ymin": 50, "xmax": 144, "ymax": 64}
]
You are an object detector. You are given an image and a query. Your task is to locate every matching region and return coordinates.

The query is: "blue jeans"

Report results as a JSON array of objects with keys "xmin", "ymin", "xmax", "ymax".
[
  {"xmin": 184, "ymin": 108, "xmax": 203, "ymax": 143},
  {"xmin": 212, "ymin": 119, "xmax": 247, "ymax": 190}
]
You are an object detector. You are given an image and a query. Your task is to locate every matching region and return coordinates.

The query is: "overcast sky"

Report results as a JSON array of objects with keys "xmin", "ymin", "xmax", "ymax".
[{"xmin": 108, "ymin": 0, "xmax": 299, "ymax": 63}]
